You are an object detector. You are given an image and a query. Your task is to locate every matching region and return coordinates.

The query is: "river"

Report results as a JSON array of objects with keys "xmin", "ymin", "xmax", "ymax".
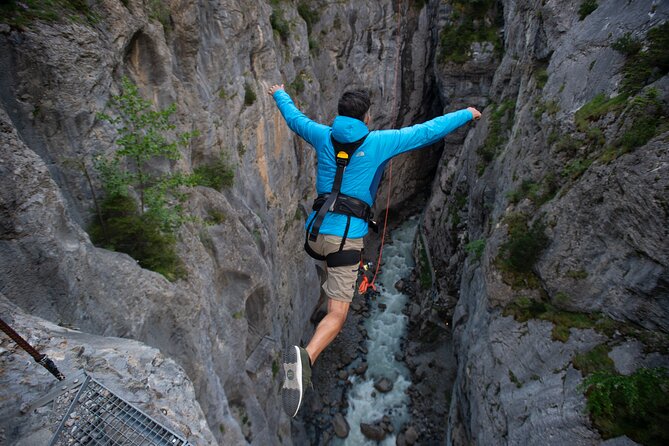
[{"xmin": 334, "ymin": 217, "xmax": 418, "ymax": 445}]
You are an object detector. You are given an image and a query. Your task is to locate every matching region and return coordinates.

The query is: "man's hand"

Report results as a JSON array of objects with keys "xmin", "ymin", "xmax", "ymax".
[
  {"xmin": 268, "ymin": 84, "xmax": 285, "ymax": 96},
  {"xmin": 467, "ymin": 107, "xmax": 482, "ymax": 121}
]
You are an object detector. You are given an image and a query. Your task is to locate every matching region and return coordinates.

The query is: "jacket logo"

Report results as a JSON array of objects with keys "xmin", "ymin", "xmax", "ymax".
[{"xmin": 356, "ymin": 151, "xmax": 366, "ymax": 157}]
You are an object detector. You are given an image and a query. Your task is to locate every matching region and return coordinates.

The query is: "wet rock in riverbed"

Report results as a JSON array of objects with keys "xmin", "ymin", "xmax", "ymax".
[
  {"xmin": 374, "ymin": 377, "xmax": 394, "ymax": 393},
  {"xmin": 355, "ymin": 362, "xmax": 368, "ymax": 375},
  {"xmin": 378, "ymin": 303, "xmax": 387, "ymax": 311},
  {"xmin": 332, "ymin": 413, "xmax": 349, "ymax": 438},
  {"xmin": 360, "ymin": 422, "xmax": 386, "ymax": 441},
  {"xmin": 397, "ymin": 432, "xmax": 407, "ymax": 446},
  {"xmin": 405, "ymin": 425, "xmax": 419, "ymax": 444}
]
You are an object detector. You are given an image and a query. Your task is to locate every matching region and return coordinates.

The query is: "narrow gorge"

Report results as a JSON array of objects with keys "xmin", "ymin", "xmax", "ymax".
[{"xmin": 1, "ymin": 1, "xmax": 668, "ymax": 445}]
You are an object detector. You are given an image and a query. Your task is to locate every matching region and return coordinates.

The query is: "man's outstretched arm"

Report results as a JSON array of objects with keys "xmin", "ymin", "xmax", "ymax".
[
  {"xmin": 268, "ymin": 84, "xmax": 329, "ymax": 148},
  {"xmin": 378, "ymin": 107, "xmax": 481, "ymax": 161}
]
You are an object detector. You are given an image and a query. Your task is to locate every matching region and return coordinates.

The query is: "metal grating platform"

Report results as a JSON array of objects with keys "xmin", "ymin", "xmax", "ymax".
[{"xmin": 49, "ymin": 374, "xmax": 192, "ymax": 446}]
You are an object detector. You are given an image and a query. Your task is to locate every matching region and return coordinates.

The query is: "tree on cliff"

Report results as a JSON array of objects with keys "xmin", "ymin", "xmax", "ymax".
[{"xmin": 90, "ymin": 78, "xmax": 202, "ymax": 281}]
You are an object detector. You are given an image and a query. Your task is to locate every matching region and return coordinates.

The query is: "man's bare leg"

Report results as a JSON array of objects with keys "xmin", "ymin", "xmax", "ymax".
[{"xmin": 305, "ymin": 298, "xmax": 350, "ymax": 364}]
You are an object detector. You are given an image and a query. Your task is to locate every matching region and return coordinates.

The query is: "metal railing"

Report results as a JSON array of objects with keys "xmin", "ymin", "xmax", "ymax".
[{"xmin": 49, "ymin": 373, "xmax": 192, "ymax": 446}]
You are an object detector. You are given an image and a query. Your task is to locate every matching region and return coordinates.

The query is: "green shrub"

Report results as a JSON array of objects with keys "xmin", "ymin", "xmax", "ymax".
[
  {"xmin": 580, "ymin": 367, "xmax": 669, "ymax": 445},
  {"xmin": 506, "ymin": 177, "xmax": 558, "ymax": 207},
  {"xmin": 547, "ymin": 129, "xmax": 559, "ymax": 145},
  {"xmin": 465, "ymin": 239, "xmax": 485, "ymax": 261},
  {"xmin": 617, "ymin": 89, "xmax": 668, "ymax": 151},
  {"xmin": 244, "ymin": 82, "xmax": 257, "ymax": 106},
  {"xmin": 503, "ymin": 296, "xmax": 601, "ymax": 342},
  {"xmin": 535, "ymin": 99, "xmax": 560, "ymax": 119},
  {"xmin": 573, "ymin": 344, "xmax": 615, "ymax": 376},
  {"xmin": 205, "ymin": 210, "xmax": 226, "ymax": 226},
  {"xmin": 536, "ymin": 68, "xmax": 549, "ymax": 89},
  {"xmin": 92, "ymin": 78, "xmax": 197, "ymax": 280},
  {"xmin": 585, "ymin": 127, "xmax": 605, "ymax": 146},
  {"xmin": 619, "ymin": 115, "xmax": 661, "ymax": 150},
  {"xmin": 619, "ymin": 22, "xmax": 669, "ymax": 95},
  {"xmin": 288, "ymin": 73, "xmax": 306, "ymax": 96},
  {"xmin": 505, "ymin": 297, "xmax": 669, "ymax": 350},
  {"xmin": 439, "ymin": 0, "xmax": 502, "ymax": 64},
  {"xmin": 578, "ymin": 0, "xmax": 598, "ymax": 20},
  {"xmin": 574, "ymin": 93, "xmax": 627, "ymax": 131},
  {"xmin": 566, "ymin": 269, "xmax": 588, "ymax": 279},
  {"xmin": 0, "ymin": 0, "xmax": 98, "ymax": 26},
  {"xmin": 477, "ymin": 100, "xmax": 515, "ymax": 174},
  {"xmin": 193, "ymin": 155, "xmax": 235, "ymax": 190},
  {"xmin": 507, "ymin": 180, "xmax": 540, "ymax": 204},
  {"xmin": 499, "ymin": 214, "xmax": 549, "ymax": 274},
  {"xmin": 148, "ymin": 0, "xmax": 170, "ymax": 29},
  {"xmin": 545, "ymin": 100, "xmax": 560, "ymax": 116},
  {"xmin": 612, "ymin": 33, "xmax": 642, "ymax": 57},
  {"xmin": 297, "ymin": 2, "xmax": 319, "ymax": 35},
  {"xmin": 333, "ymin": 14, "xmax": 342, "ymax": 30},
  {"xmin": 270, "ymin": 8, "xmax": 290, "ymax": 40},
  {"xmin": 89, "ymin": 195, "xmax": 185, "ymax": 281},
  {"xmin": 448, "ymin": 192, "xmax": 467, "ymax": 228},
  {"xmin": 412, "ymin": 0, "xmax": 427, "ymax": 10},
  {"xmin": 562, "ymin": 158, "xmax": 592, "ymax": 180},
  {"xmin": 554, "ymin": 134, "xmax": 580, "ymax": 156}
]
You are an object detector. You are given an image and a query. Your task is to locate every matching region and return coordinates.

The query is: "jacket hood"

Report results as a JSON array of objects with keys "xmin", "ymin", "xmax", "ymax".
[{"xmin": 331, "ymin": 115, "xmax": 369, "ymax": 143}]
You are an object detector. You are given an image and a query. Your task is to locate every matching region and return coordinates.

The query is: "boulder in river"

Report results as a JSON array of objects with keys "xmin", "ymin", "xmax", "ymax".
[
  {"xmin": 360, "ymin": 422, "xmax": 387, "ymax": 441},
  {"xmin": 405, "ymin": 425, "xmax": 419, "ymax": 444},
  {"xmin": 355, "ymin": 362, "xmax": 368, "ymax": 375},
  {"xmin": 374, "ymin": 377, "xmax": 394, "ymax": 393},
  {"xmin": 332, "ymin": 413, "xmax": 349, "ymax": 438}
]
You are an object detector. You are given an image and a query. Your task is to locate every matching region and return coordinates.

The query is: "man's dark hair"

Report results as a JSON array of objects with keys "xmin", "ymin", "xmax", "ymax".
[{"xmin": 338, "ymin": 89, "xmax": 371, "ymax": 121}]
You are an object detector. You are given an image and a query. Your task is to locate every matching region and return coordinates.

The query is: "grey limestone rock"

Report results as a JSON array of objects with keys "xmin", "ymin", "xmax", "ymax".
[
  {"xmin": 0, "ymin": 295, "xmax": 216, "ymax": 445},
  {"xmin": 420, "ymin": 0, "xmax": 669, "ymax": 445}
]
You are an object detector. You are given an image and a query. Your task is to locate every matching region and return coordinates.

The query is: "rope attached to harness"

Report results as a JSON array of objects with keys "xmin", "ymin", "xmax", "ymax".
[{"xmin": 358, "ymin": 159, "xmax": 392, "ymax": 295}]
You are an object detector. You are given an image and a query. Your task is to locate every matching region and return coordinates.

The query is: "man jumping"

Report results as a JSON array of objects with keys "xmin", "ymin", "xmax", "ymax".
[{"xmin": 268, "ymin": 84, "xmax": 480, "ymax": 417}]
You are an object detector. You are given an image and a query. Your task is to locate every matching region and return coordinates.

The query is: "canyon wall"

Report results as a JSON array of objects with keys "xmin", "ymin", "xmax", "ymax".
[
  {"xmin": 3, "ymin": 0, "xmax": 667, "ymax": 444},
  {"xmin": 0, "ymin": 0, "xmax": 442, "ymax": 444},
  {"xmin": 421, "ymin": 0, "xmax": 669, "ymax": 444}
]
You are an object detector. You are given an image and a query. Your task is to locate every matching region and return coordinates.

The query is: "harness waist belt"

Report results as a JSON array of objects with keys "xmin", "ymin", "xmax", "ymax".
[{"xmin": 311, "ymin": 193, "xmax": 372, "ymax": 222}]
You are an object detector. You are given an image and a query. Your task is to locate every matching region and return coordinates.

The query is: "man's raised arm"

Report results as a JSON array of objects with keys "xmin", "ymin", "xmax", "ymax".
[{"xmin": 268, "ymin": 84, "xmax": 329, "ymax": 148}]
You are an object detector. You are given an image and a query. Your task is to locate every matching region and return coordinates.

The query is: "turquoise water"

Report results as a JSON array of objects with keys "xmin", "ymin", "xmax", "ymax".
[{"xmin": 334, "ymin": 217, "xmax": 418, "ymax": 445}]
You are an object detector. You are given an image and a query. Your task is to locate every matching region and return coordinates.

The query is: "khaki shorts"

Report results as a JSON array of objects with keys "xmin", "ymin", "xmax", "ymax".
[{"xmin": 307, "ymin": 234, "xmax": 363, "ymax": 303}]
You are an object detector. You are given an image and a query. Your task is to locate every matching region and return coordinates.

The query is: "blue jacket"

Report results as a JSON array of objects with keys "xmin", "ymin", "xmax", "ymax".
[{"xmin": 272, "ymin": 90, "xmax": 473, "ymax": 238}]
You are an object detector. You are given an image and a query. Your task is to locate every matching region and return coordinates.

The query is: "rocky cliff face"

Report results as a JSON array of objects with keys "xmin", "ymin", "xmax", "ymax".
[
  {"xmin": 421, "ymin": 0, "xmax": 669, "ymax": 444},
  {"xmin": 0, "ymin": 294, "xmax": 217, "ymax": 445},
  {"xmin": 0, "ymin": 0, "xmax": 443, "ymax": 444},
  {"xmin": 4, "ymin": 0, "xmax": 666, "ymax": 444}
]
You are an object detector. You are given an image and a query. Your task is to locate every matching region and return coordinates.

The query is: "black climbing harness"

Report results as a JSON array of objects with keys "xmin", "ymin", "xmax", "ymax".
[{"xmin": 304, "ymin": 134, "xmax": 375, "ymax": 267}]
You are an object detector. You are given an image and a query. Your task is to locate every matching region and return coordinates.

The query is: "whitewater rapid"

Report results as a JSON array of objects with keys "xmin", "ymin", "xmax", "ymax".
[{"xmin": 334, "ymin": 217, "xmax": 418, "ymax": 445}]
